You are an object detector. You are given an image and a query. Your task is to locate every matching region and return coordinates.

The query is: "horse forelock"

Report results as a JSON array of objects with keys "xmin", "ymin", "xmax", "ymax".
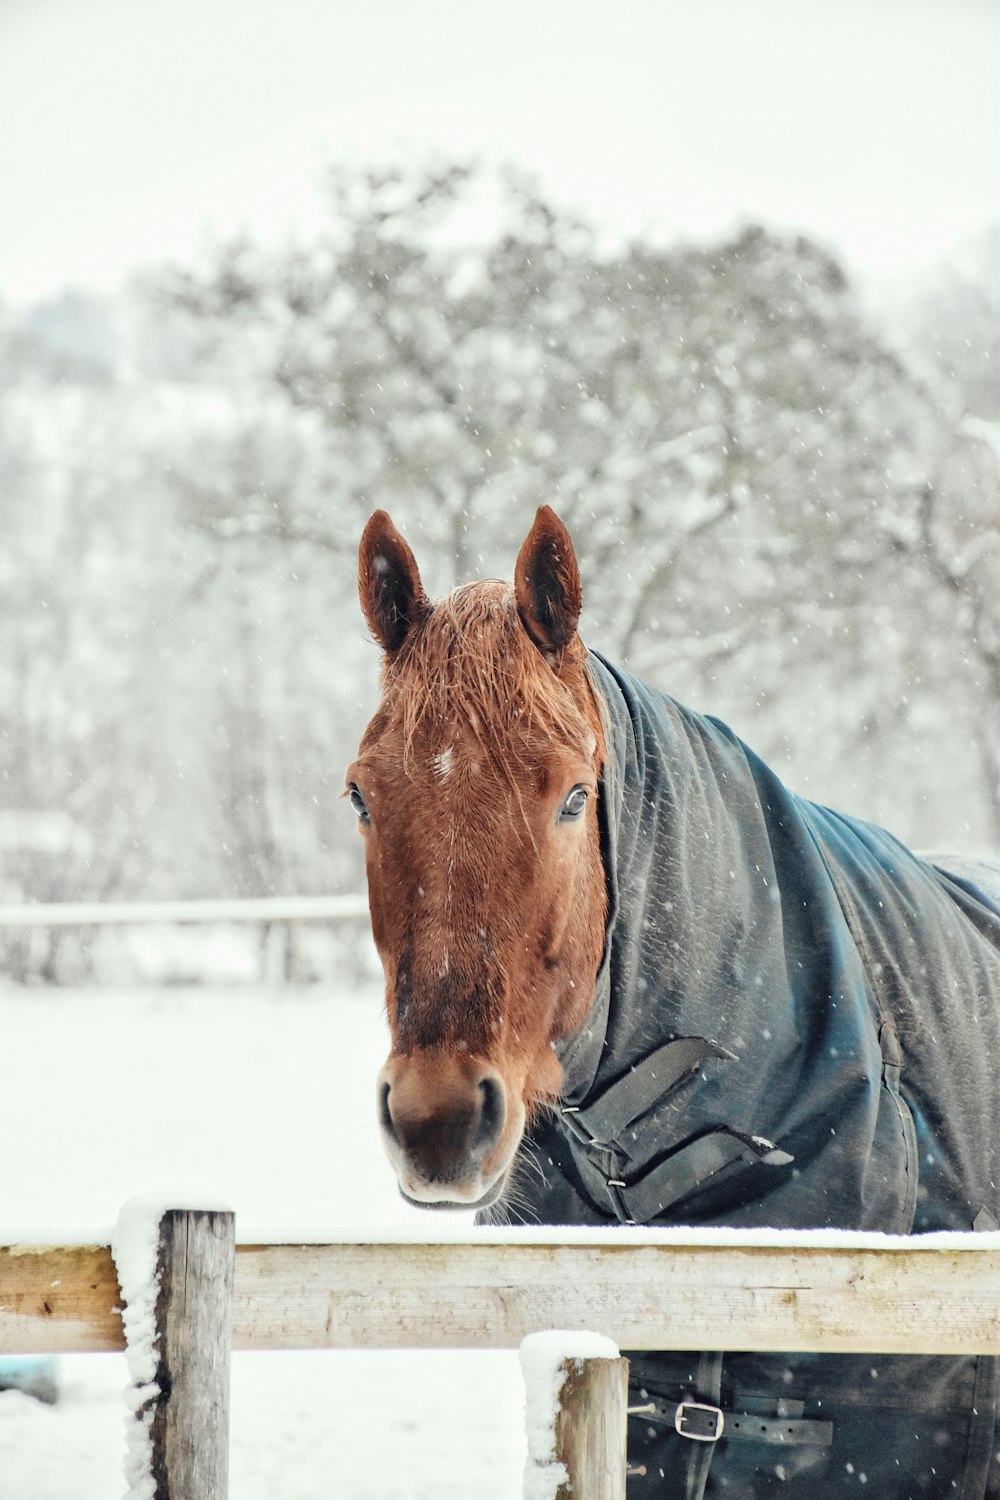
[{"xmin": 378, "ymin": 580, "xmax": 593, "ymax": 777}]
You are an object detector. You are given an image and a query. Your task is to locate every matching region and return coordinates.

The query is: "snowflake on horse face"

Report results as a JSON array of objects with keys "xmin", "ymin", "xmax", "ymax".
[{"xmin": 351, "ymin": 506, "xmax": 1000, "ymax": 1499}]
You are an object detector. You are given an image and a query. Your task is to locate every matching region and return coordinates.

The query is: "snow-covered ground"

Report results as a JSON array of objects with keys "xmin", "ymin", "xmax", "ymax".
[{"xmin": 0, "ymin": 982, "xmax": 526, "ymax": 1499}]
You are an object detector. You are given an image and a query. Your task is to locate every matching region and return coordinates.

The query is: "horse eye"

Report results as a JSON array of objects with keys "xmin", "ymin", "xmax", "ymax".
[
  {"xmin": 559, "ymin": 785, "xmax": 589, "ymax": 822},
  {"xmin": 348, "ymin": 784, "xmax": 371, "ymax": 824}
]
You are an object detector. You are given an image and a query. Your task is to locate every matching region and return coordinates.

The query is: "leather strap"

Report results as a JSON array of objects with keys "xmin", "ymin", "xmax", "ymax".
[
  {"xmin": 635, "ymin": 1394, "xmax": 834, "ymax": 1449},
  {"xmin": 687, "ymin": 1351, "xmax": 723, "ymax": 1500}
]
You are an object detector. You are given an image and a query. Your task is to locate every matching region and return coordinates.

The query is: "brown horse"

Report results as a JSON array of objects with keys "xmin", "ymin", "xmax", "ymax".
[
  {"xmin": 347, "ymin": 505, "xmax": 608, "ymax": 1210},
  {"xmin": 350, "ymin": 508, "xmax": 1000, "ymax": 1495}
]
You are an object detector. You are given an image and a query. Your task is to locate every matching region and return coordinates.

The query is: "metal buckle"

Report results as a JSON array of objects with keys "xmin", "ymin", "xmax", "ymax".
[
  {"xmin": 675, "ymin": 1401, "xmax": 725, "ymax": 1442},
  {"xmin": 559, "ymin": 1104, "xmax": 600, "ymax": 1147}
]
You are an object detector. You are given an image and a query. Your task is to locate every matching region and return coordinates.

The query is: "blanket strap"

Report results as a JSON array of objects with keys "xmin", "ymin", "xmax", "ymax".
[
  {"xmin": 607, "ymin": 1128, "xmax": 792, "ymax": 1226},
  {"xmin": 633, "ymin": 1392, "xmax": 834, "ymax": 1449},
  {"xmin": 560, "ymin": 1036, "xmax": 739, "ymax": 1145},
  {"xmin": 686, "ymin": 1351, "xmax": 723, "ymax": 1500},
  {"xmin": 560, "ymin": 1037, "xmax": 793, "ymax": 1225}
]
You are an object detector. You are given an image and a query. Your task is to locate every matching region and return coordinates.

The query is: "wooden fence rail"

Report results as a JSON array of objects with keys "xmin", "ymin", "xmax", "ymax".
[
  {"xmin": 5, "ymin": 1229, "xmax": 1000, "ymax": 1357},
  {"xmin": 4, "ymin": 1215, "xmax": 1000, "ymax": 1499}
]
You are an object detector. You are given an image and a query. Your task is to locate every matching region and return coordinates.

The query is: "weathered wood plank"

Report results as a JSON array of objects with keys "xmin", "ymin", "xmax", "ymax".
[
  {"xmin": 4, "ymin": 1238, "xmax": 1000, "ymax": 1357},
  {"xmin": 0, "ymin": 1244, "xmax": 123, "ymax": 1352},
  {"xmin": 550, "ymin": 1356, "xmax": 628, "ymax": 1500},
  {"xmin": 140, "ymin": 1209, "xmax": 235, "ymax": 1500},
  {"xmin": 229, "ymin": 1241, "xmax": 1000, "ymax": 1354}
]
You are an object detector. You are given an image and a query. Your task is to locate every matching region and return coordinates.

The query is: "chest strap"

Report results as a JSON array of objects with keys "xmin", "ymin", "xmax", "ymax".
[
  {"xmin": 610, "ymin": 1125, "xmax": 791, "ymax": 1224},
  {"xmin": 560, "ymin": 1036, "xmax": 793, "ymax": 1225},
  {"xmin": 560, "ymin": 1036, "xmax": 739, "ymax": 1147}
]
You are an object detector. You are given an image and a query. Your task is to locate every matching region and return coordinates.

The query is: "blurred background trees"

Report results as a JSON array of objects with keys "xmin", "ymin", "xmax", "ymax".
[{"xmin": 1, "ymin": 163, "xmax": 997, "ymax": 938}]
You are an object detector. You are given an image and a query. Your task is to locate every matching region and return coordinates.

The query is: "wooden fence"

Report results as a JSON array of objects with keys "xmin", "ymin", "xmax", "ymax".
[
  {"xmin": 0, "ymin": 896, "xmax": 370, "ymax": 928},
  {"xmin": 3, "ymin": 1209, "xmax": 1000, "ymax": 1498},
  {"xmin": 0, "ymin": 895, "xmax": 371, "ymax": 983}
]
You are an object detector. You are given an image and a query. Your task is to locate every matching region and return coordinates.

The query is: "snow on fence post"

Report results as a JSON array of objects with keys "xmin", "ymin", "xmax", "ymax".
[
  {"xmin": 113, "ymin": 1197, "xmax": 235, "ymax": 1500},
  {"xmin": 520, "ymin": 1331, "xmax": 628, "ymax": 1500}
]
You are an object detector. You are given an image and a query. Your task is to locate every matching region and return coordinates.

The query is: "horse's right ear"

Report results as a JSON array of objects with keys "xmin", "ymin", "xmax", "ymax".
[
  {"xmin": 515, "ymin": 505, "xmax": 582, "ymax": 661},
  {"xmin": 359, "ymin": 511, "xmax": 431, "ymax": 655}
]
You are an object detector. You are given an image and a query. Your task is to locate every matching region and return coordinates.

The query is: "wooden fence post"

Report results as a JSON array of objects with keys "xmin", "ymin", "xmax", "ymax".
[
  {"xmin": 521, "ymin": 1333, "xmax": 629, "ymax": 1499},
  {"xmin": 116, "ymin": 1203, "xmax": 235, "ymax": 1500}
]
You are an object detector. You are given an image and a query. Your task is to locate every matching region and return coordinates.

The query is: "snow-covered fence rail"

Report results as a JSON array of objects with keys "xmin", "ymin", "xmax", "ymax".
[
  {"xmin": 5, "ymin": 1218, "xmax": 1000, "ymax": 1498},
  {"xmin": 5, "ymin": 1226, "xmax": 1000, "ymax": 1356},
  {"xmin": 0, "ymin": 894, "xmax": 370, "ymax": 983},
  {"xmin": 0, "ymin": 896, "xmax": 369, "ymax": 926}
]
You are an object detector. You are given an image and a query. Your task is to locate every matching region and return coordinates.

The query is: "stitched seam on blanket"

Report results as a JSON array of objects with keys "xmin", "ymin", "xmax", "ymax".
[
  {"xmin": 798, "ymin": 820, "xmax": 923, "ymax": 1236},
  {"xmin": 801, "ymin": 818, "xmax": 890, "ymax": 1033}
]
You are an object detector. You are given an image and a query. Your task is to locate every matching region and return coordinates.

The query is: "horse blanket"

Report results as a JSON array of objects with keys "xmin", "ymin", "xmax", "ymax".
[{"xmin": 497, "ymin": 651, "xmax": 1000, "ymax": 1497}]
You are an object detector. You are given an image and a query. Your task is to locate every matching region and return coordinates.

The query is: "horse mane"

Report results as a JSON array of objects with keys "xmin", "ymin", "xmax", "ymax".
[{"xmin": 383, "ymin": 580, "xmax": 591, "ymax": 777}]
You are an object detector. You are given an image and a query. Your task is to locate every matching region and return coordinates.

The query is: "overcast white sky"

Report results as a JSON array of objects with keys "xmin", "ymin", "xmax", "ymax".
[{"xmin": 0, "ymin": 0, "xmax": 997, "ymax": 305}]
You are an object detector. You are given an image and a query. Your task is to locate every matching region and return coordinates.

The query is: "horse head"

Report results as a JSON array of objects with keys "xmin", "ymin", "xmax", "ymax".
[{"xmin": 347, "ymin": 507, "xmax": 607, "ymax": 1210}]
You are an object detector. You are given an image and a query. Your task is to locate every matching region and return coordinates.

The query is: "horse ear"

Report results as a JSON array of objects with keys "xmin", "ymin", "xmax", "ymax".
[
  {"xmin": 359, "ymin": 511, "xmax": 431, "ymax": 654},
  {"xmin": 514, "ymin": 506, "xmax": 582, "ymax": 658}
]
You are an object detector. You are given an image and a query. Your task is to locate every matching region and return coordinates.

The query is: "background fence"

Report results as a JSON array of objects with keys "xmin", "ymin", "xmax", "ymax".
[{"xmin": 0, "ymin": 895, "xmax": 371, "ymax": 985}]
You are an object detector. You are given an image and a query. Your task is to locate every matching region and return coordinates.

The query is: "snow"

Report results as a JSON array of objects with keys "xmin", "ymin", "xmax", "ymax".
[
  {"xmin": 0, "ymin": 1350, "xmax": 526, "ymax": 1500},
  {"xmin": 3, "ymin": 980, "xmax": 998, "ymax": 1498},
  {"xmin": 9, "ymin": 1217, "xmax": 999, "ymax": 1255},
  {"xmin": 112, "ymin": 1194, "xmax": 233, "ymax": 1385},
  {"xmin": 519, "ymin": 1331, "xmax": 620, "ymax": 1500},
  {"xmin": 0, "ymin": 982, "xmax": 521, "ymax": 1500},
  {"xmin": 111, "ymin": 1197, "xmax": 166, "ymax": 1500}
]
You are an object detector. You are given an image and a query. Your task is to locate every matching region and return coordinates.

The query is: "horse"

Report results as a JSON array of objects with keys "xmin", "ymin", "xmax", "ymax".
[{"xmin": 349, "ymin": 505, "xmax": 1000, "ymax": 1497}]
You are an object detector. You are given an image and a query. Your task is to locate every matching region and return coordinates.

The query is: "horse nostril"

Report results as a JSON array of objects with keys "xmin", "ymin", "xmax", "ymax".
[
  {"xmin": 379, "ymin": 1080, "xmax": 397, "ymax": 1144},
  {"xmin": 474, "ymin": 1075, "xmax": 506, "ymax": 1156}
]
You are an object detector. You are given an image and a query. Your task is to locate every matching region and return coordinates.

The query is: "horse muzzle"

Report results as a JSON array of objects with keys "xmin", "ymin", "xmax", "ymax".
[{"xmin": 377, "ymin": 1051, "xmax": 520, "ymax": 1211}]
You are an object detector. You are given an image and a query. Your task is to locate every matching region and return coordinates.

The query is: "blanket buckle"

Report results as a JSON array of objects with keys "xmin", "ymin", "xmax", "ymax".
[{"xmin": 675, "ymin": 1401, "xmax": 725, "ymax": 1442}]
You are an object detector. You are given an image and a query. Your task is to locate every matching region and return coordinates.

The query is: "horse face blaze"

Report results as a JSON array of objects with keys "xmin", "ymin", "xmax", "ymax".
[{"xmin": 352, "ymin": 509, "xmax": 607, "ymax": 1210}]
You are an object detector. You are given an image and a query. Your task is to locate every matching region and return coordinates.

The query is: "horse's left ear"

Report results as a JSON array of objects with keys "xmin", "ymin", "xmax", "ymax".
[
  {"xmin": 514, "ymin": 506, "xmax": 583, "ymax": 660},
  {"xmin": 359, "ymin": 510, "xmax": 431, "ymax": 655}
]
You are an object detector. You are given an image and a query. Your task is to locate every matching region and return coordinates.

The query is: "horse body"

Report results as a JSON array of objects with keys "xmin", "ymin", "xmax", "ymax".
[
  {"xmin": 351, "ymin": 507, "xmax": 1000, "ymax": 1496},
  {"xmin": 521, "ymin": 649, "xmax": 1000, "ymax": 1245}
]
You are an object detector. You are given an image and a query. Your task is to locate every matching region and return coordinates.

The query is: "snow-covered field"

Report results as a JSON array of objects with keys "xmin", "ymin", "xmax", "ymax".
[{"xmin": 0, "ymin": 982, "xmax": 526, "ymax": 1499}]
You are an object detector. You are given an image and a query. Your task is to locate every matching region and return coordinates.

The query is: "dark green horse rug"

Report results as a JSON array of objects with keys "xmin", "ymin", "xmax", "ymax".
[{"xmin": 489, "ymin": 651, "xmax": 1000, "ymax": 1498}]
